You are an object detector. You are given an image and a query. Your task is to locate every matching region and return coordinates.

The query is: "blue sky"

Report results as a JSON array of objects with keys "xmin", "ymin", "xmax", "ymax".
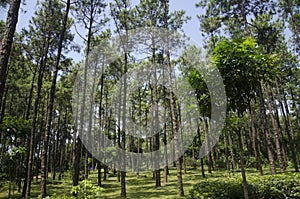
[{"xmin": 0, "ymin": 0, "xmax": 205, "ymax": 62}]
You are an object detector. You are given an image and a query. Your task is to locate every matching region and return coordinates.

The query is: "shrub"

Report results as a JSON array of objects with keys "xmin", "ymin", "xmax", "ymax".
[
  {"xmin": 189, "ymin": 178, "xmax": 255, "ymax": 199},
  {"xmin": 189, "ymin": 173, "xmax": 300, "ymax": 199},
  {"xmin": 72, "ymin": 180, "xmax": 103, "ymax": 199},
  {"xmin": 254, "ymin": 174, "xmax": 300, "ymax": 199}
]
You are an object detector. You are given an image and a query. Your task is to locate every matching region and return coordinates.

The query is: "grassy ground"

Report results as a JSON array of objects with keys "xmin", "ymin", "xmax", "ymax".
[
  {"xmin": 0, "ymin": 166, "xmax": 280, "ymax": 199},
  {"xmin": 99, "ymin": 168, "xmax": 205, "ymax": 199}
]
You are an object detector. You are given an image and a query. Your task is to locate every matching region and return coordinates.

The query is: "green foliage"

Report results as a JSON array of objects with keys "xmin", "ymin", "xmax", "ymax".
[
  {"xmin": 72, "ymin": 180, "xmax": 103, "ymax": 199},
  {"xmin": 189, "ymin": 174, "xmax": 300, "ymax": 199},
  {"xmin": 0, "ymin": 116, "xmax": 31, "ymax": 138},
  {"xmin": 189, "ymin": 178, "xmax": 256, "ymax": 199},
  {"xmin": 0, "ymin": 116, "xmax": 30, "ymax": 181},
  {"xmin": 254, "ymin": 174, "xmax": 300, "ymax": 199},
  {"xmin": 213, "ymin": 37, "xmax": 278, "ymax": 113}
]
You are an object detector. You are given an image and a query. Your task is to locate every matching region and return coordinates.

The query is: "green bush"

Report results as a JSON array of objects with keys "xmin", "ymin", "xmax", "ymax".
[
  {"xmin": 189, "ymin": 173, "xmax": 300, "ymax": 199},
  {"xmin": 254, "ymin": 174, "xmax": 300, "ymax": 199},
  {"xmin": 189, "ymin": 178, "xmax": 256, "ymax": 199},
  {"xmin": 72, "ymin": 180, "xmax": 103, "ymax": 199}
]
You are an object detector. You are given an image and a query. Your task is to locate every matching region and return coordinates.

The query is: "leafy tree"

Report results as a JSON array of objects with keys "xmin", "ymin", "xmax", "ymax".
[
  {"xmin": 212, "ymin": 37, "xmax": 278, "ymax": 199},
  {"xmin": 0, "ymin": 116, "xmax": 30, "ymax": 198}
]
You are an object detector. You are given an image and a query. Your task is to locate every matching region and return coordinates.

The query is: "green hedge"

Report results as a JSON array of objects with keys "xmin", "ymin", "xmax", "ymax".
[{"xmin": 189, "ymin": 173, "xmax": 300, "ymax": 199}]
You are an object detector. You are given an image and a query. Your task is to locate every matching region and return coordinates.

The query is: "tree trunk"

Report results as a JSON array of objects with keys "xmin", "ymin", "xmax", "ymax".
[
  {"xmin": 236, "ymin": 128, "xmax": 249, "ymax": 199},
  {"xmin": 0, "ymin": 85, "xmax": 8, "ymax": 121},
  {"xmin": 151, "ymin": 35, "xmax": 161, "ymax": 188},
  {"xmin": 276, "ymin": 80, "xmax": 298, "ymax": 172},
  {"xmin": 203, "ymin": 118, "xmax": 213, "ymax": 173},
  {"xmin": 58, "ymin": 120, "xmax": 66, "ymax": 180},
  {"xmin": 290, "ymin": 88, "xmax": 300, "ymax": 130},
  {"xmin": 250, "ymin": 103, "xmax": 263, "ymax": 176},
  {"xmin": 72, "ymin": 136, "xmax": 82, "ymax": 195},
  {"xmin": 0, "ymin": 0, "xmax": 21, "ymax": 108},
  {"xmin": 72, "ymin": 87, "xmax": 81, "ymax": 194},
  {"xmin": 263, "ymin": 83, "xmax": 284, "ymax": 173},
  {"xmin": 25, "ymin": 38, "xmax": 49, "ymax": 199},
  {"xmin": 52, "ymin": 128, "xmax": 58, "ymax": 181},
  {"xmin": 228, "ymin": 131, "xmax": 236, "ymax": 172},
  {"xmin": 120, "ymin": 23, "xmax": 129, "ymax": 199},
  {"xmin": 163, "ymin": 0, "xmax": 184, "ymax": 193},
  {"xmin": 223, "ymin": 132, "xmax": 230, "ymax": 177},
  {"xmin": 98, "ymin": 162, "xmax": 102, "ymax": 187},
  {"xmin": 283, "ymin": 89, "xmax": 298, "ymax": 172},
  {"xmin": 197, "ymin": 125, "xmax": 205, "ymax": 178},
  {"xmin": 271, "ymin": 87, "xmax": 288, "ymax": 169},
  {"xmin": 257, "ymin": 82, "xmax": 276, "ymax": 175},
  {"xmin": 97, "ymin": 67, "xmax": 104, "ymax": 185},
  {"xmin": 40, "ymin": 1, "xmax": 70, "ymax": 196}
]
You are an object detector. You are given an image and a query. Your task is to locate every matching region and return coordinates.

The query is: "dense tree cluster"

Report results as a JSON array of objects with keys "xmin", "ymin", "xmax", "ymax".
[{"xmin": 0, "ymin": 0, "xmax": 299, "ymax": 198}]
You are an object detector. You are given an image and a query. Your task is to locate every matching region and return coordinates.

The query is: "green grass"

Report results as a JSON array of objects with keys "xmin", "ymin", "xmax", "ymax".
[
  {"xmin": 0, "ymin": 166, "xmax": 296, "ymax": 198},
  {"xmin": 99, "ymin": 168, "xmax": 203, "ymax": 199}
]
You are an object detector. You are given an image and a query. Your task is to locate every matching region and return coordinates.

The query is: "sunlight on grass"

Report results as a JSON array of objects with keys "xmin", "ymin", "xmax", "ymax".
[{"xmin": 1, "ymin": 166, "xmax": 295, "ymax": 198}]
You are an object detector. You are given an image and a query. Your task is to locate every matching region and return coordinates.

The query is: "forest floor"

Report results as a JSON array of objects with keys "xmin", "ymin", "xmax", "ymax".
[{"xmin": 0, "ymin": 166, "xmax": 287, "ymax": 199}]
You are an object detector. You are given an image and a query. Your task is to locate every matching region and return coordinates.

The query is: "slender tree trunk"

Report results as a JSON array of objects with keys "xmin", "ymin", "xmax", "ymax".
[
  {"xmin": 97, "ymin": 67, "xmax": 104, "ymax": 186},
  {"xmin": 236, "ymin": 128, "xmax": 249, "ymax": 199},
  {"xmin": 58, "ymin": 113, "xmax": 66, "ymax": 180},
  {"xmin": 84, "ymin": 60, "xmax": 98, "ymax": 180},
  {"xmin": 250, "ymin": 103, "xmax": 263, "ymax": 176},
  {"xmin": 203, "ymin": 118, "xmax": 213, "ymax": 173},
  {"xmin": 163, "ymin": 123, "xmax": 168, "ymax": 183},
  {"xmin": 120, "ymin": 47, "xmax": 128, "ymax": 199},
  {"xmin": 25, "ymin": 38, "xmax": 49, "ymax": 199},
  {"xmin": 162, "ymin": 68, "xmax": 168, "ymax": 183},
  {"xmin": 72, "ymin": 88, "xmax": 81, "ymax": 194},
  {"xmin": 163, "ymin": 0, "xmax": 184, "ymax": 193},
  {"xmin": 197, "ymin": 125, "xmax": 205, "ymax": 178},
  {"xmin": 137, "ymin": 89, "xmax": 143, "ymax": 177},
  {"xmin": 0, "ymin": 0, "xmax": 21, "ymax": 108},
  {"xmin": 84, "ymin": 149, "xmax": 89, "ymax": 179},
  {"xmin": 52, "ymin": 128, "xmax": 58, "ymax": 181},
  {"xmin": 98, "ymin": 162, "xmax": 102, "ymax": 187},
  {"xmin": 40, "ymin": 1, "xmax": 70, "ymax": 196},
  {"xmin": 22, "ymin": 65, "xmax": 37, "ymax": 197},
  {"xmin": 0, "ymin": 85, "xmax": 8, "ymax": 121},
  {"xmin": 228, "ymin": 131, "xmax": 236, "ymax": 172},
  {"xmin": 223, "ymin": 132, "xmax": 230, "ymax": 177},
  {"xmin": 0, "ymin": 86, "xmax": 8, "ymax": 166},
  {"xmin": 263, "ymin": 83, "xmax": 284, "ymax": 173},
  {"xmin": 178, "ymin": 107, "xmax": 187, "ymax": 175},
  {"xmin": 117, "ymin": 81, "xmax": 122, "ymax": 183},
  {"xmin": 72, "ymin": 136, "xmax": 82, "ymax": 194},
  {"xmin": 168, "ymin": 64, "xmax": 184, "ymax": 196},
  {"xmin": 151, "ymin": 35, "xmax": 161, "ymax": 188},
  {"xmin": 283, "ymin": 89, "xmax": 298, "ymax": 172},
  {"xmin": 271, "ymin": 87, "xmax": 288, "ymax": 169},
  {"xmin": 276, "ymin": 80, "xmax": 298, "ymax": 172},
  {"xmin": 290, "ymin": 88, "xmax": 300, "ymax": 130},
  {"xmin": 258, "ymin": 82, "xmax": 276, "ymax": 175}
]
